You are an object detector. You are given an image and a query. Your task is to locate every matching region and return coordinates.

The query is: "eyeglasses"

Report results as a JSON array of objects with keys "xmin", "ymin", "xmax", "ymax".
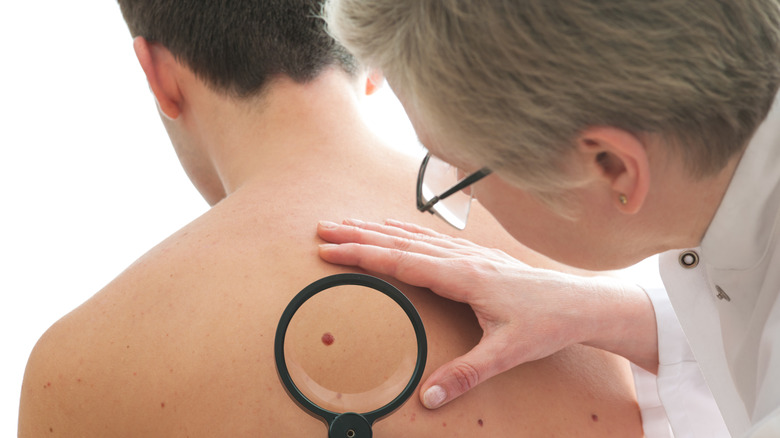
[{"xmin": 416, "ymin": 153, "xmax": 492, "ymax": 230}]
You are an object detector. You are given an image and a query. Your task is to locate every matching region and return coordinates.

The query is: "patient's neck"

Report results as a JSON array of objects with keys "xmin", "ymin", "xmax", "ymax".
[{"xmin": 187, "ymin": 68, "xmax": 378, "ymax": 203}]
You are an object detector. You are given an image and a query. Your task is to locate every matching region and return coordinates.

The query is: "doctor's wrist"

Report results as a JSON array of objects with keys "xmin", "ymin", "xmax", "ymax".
[{"xmin": 581, "ymin": 276, "xmax": 660, "ymax": 374}]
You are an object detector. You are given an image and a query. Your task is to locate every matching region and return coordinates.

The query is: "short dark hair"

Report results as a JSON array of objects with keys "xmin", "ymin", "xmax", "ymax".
[{"xmin": 118, "ymin": 0, "xmax": 358, "ymax": 98}]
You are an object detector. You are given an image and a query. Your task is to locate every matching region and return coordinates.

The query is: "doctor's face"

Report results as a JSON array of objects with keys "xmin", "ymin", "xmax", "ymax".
[
  {"xmin": 470, "ymin": 174, "xmax": 636, "ymax": 270},
  {"xmin": 399, "ymin": 96, "xmax": 644, "ymax": 270}
]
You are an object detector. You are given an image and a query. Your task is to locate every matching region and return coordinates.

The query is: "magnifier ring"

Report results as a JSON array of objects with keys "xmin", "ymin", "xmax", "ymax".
[{"xmin": 274, "ymin": 273, "xmax": 427, "ymax": 430}]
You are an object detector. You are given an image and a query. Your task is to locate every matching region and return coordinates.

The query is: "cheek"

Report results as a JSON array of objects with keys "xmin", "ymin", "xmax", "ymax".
[
  {"xmin": 474, "ymin": 178, "xmax": 567, "ymax": 253},
  {"xmin": 474, "ymin": 178, "xmax": 535, "ymax": 234}
]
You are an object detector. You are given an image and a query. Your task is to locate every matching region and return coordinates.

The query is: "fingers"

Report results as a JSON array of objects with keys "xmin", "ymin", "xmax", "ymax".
[
  {"xmin": 318, "ymin": 220, "xmax": 460, "ymax": 254},
  {"xmin": 383, "ymin": 219, "xmax": 454, "ymax": 239},
  {"xmin": 318, "ymin": 243, "xmax": 474, "ymax": 303},
  {"xmin": 383, "ymin": 219, "xmax": 487, "ymax": 250},
  {"xmin": 347, "ymin": 219, "xmax": 460, "ymax": 248},
  {"xmin": 419, "ymin": 335, "xmax": 519, "ymax": 409}
]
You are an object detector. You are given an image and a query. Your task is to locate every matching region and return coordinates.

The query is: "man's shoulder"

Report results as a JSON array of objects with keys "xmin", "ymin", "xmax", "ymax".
[
  {"xmin": 15, "ymin": 209, "xmax": 270, "ymax": 434},
  {"xmin": 19, "ymin": 307, "xmax": 117, "ymax": 436}
]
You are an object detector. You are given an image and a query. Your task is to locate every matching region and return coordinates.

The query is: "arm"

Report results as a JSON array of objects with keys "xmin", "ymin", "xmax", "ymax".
[
  {"xmin": 18, "ymin": 324, "xmax": 93, "ymax": 437},
  {"xmin": 317, "ymin": 219, "xmax": 659, "ymax": 409},
  {"xmin": 639, "ymin": 286, "xmax": 729, "ymax": 438}
]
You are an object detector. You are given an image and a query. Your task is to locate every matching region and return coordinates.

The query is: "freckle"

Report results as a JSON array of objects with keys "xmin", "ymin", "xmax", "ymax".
[
  {"xmin": 161, "ymin": 402, "xmax": 166, "ymax": 408},
  {"xmin": 591, "ymin": 414, "xmax": 599, "ymax": 422},
  {"xmin": 478, "ymin": 419, "xmax": 484, "ymax": 427},
  {"xmin": 336, "ymin": 392, "xmax": 342, "ymax": 399},
  {"xmin": 126, "ymin": 345, "xmax": 130, "ymax": 349},
  {"xmin": 442, "ymin": 422, "xmax": 447, "ymax": 427},
  {"xmin": 133, "ymin": 372, "xmax": 137, "ymax": 376},
  {"xmin": 49, "ymin": 427, "xmax": 53, "ymax": 433},
  {"xmin": 410, "ymin": 413, "xmax": 416, "ymax": 422},
  {"xmin": 76, "ymin": 378, "xmax": 82, "ymax": 383},
  {"xmin": 321, "ymin": 332, "xmax": 335, "ymax": 346}
]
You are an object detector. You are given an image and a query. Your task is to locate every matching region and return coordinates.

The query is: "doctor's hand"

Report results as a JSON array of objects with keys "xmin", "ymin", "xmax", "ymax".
[{"xmin": 317, "ymin": 219, "xmax": 659, "ymax": 410}]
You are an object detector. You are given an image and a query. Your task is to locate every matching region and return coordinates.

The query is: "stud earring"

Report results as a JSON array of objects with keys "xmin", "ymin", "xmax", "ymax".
[{"xmin": 619, "ymin": 194, "xmax": 628, "ymax": 205}]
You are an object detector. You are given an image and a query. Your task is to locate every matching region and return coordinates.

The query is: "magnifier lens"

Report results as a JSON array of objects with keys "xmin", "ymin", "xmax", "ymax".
[{"xmin": 284, "ymin": 284, "xmax": 418, "ymax": 413}]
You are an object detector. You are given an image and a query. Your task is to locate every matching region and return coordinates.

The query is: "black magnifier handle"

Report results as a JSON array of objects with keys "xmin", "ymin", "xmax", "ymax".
[{"xmin": 329, "ymin": 413, "xmax": 372, "ymax": 438}]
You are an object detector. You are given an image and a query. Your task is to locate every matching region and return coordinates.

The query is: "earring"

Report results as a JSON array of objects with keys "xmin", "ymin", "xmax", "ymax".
[{"xmin": 619, "ymin": 194, "xmax": 628, "ymax": 205}]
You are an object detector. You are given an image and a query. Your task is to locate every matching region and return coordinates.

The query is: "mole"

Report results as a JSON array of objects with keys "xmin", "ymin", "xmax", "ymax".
[
  {"xmin": 321, "ymin": 332, "xmax": 335, "ymax": 346},
  {"xmin": 478, "ymin": 419, "xmax": 484, "ymax": 427},
  {"xmin": 591, "ymin": 414, "xmax": 599, "ymax": 422}
]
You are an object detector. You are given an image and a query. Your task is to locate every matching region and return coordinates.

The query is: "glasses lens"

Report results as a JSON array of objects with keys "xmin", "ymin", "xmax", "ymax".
[{"xmin": 421, "ymin": 155, "xmax": 474, "ymax": 230}]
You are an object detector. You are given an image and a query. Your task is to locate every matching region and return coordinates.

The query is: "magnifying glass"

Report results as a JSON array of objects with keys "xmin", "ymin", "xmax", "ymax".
[{"xmin": 274, "ymin": 273, "xmax": 427, "ymax": 437}]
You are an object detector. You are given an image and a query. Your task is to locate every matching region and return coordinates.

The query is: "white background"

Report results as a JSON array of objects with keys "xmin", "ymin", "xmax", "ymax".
[{"xmin": 0, "ymin": 2, "xmax": 661, "ymax": 436}]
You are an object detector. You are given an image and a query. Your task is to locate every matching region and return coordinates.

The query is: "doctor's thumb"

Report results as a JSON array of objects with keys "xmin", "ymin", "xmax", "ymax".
[
  {"xmin": 420, "ymin": 365, "xmax": 480, "ymax": 409},
  {"xmin": 419, "ymin": 344, "xmax": 504, "ymax": 409}
]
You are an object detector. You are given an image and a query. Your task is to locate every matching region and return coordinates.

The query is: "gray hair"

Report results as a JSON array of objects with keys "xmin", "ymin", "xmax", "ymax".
[{"xmin": 325, "ymin": 0, "xmax": 780, "ymax": 201}]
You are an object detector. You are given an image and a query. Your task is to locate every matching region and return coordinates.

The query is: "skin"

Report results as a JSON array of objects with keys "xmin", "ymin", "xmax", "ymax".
[
  {"xmin": 316, "ymin": 74, "xmax": 745, "ymax": 410},
  {"xmin": 18, "ymin": 38, "xmax": 643, "ymax": 437}
]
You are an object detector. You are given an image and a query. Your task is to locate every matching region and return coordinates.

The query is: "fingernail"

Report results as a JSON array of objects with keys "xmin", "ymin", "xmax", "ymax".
[
  {"xmin": 319, "ymin": 221, "xmax": 338, "ymax": 229},
  {"xmin": 423, "ymin": 385, "xmax": 447, "ymax": 409}
]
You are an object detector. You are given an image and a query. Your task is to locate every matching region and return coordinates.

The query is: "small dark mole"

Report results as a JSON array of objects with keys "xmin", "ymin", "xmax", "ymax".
[
  {"xmin": 478, "ymin": 419, "xmax": 484, "ymax": 427},
  {"xmin": 49, "ymin": 427, "xmax": 53, "ymax": 433},
  {"xmin": 321, "ymin": 332, "xmax": 335, "ymax": 346},
  {"xmin": 591, "ymin": 414, "xmax": 599, "ymax": 422},
  {"xmin": 44, "ymin": 382, "xmax": 51, "ymax": 389},
  {"xmin": 161, "ymin": 402, "xmax": 166, "ymax": 408}
]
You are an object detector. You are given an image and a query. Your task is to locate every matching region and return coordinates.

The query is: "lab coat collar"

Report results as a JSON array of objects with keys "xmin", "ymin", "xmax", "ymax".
[{"xmin": 700, "ymin": 93, "xmax": 780, "ymax": 270}]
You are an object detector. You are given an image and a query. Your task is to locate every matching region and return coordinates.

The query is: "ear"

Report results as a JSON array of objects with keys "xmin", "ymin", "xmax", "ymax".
[
  {"xmin": 132, "ymin": 36, "xmax": 182, "ymax": 120},
  {"xmin": 364, "ymin": 69, "xmax": 384, "ymax": 96},
  {"xmin": 576, "ymin": 126, "xmax": 650, "ymax": 214}
]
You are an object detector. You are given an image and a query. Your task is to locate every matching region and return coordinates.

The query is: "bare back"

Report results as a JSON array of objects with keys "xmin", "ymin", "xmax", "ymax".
[{"xmin": 19, "ymin": 142, "xmax": 643, "ymax": 437}]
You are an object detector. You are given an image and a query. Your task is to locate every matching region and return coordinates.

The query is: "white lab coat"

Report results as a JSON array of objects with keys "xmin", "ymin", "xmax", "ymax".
[{"xmin": 632, "ymin": 92, "xmax": 780, "ymax": 437}]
